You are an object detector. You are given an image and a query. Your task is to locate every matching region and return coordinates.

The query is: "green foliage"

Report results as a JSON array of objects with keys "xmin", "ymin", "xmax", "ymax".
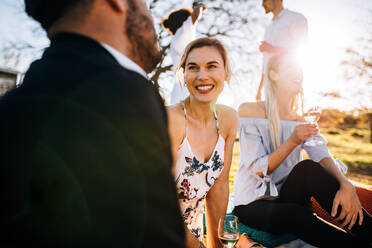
[
  {"xmin": 322, "ymin": 128, "xmax": 372, "ymax": 170},
  {"xmin": 319, "ymin": 109, "xmax": 371, "ymax": 129}
]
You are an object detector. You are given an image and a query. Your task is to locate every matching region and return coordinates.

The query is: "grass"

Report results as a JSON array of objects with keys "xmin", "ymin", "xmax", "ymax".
[{"xmin": 229, "ymin": 128, "xmax": 372, "ymax": 193}]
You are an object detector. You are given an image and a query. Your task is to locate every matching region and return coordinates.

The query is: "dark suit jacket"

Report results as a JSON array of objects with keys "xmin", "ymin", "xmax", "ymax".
[{"xmin": 0, "ymin": 33, "xmax": 185, "ymax": 247}]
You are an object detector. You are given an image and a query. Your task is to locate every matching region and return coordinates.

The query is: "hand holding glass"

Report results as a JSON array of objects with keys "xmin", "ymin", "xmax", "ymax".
[
  {"xmin": 218, "ymin": 214, "xmax": 240, "ymax": 248},
  {"xmin": 304, "ymin": 106, "xmax": 324, "ymax": 146}
]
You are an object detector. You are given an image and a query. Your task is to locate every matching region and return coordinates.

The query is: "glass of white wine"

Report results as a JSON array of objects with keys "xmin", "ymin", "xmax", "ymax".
[
  {"xmin": 218, "ymin": 214, "xmax": 240, "ymax": 248},
  {"xmin": 304, "ymin": 106, "xmax": 324, "ymax": 146}
]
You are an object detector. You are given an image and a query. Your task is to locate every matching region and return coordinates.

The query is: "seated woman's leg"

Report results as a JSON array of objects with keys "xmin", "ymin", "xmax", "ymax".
[
  {"xmin": 279, "ymin": 159, "xmax": 372, "ymax": 245},
  {"xmin": 234, "ymin": 199, "xmax": 361, "ymax": 247},
  {"xmin": 278, "ymin": 160, "xmax": 339, "ymax": 210}
]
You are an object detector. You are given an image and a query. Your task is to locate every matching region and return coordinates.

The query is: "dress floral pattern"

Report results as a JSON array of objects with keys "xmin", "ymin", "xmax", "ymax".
[
  {"xmin": 175, "ymin": 138, "xmax": 225, "ymax": 243},
  {"xmin": 174, "ymin": 101, "xmax": 226, "ymax": 244}
]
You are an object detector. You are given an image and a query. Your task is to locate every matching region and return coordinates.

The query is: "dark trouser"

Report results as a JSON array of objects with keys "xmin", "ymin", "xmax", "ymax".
[{"xmin": 233, "ymin": 160, "xmax": 372, "ymax": 248}]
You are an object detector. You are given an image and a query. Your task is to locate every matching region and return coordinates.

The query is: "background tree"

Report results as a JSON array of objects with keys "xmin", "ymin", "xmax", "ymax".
[
  {"xmin": 2, "ymin": 0, "xmax": 370, "ymax": 110},
  {"xmin": 0, "ymin": 1, "xmax": 48, "ymax": 72},
  {"xmin": 340, "ymin": 10, "xmax": 372, "ymax": 142},
  {"xmin": 0, "ymin": 0, "xmax": 266, "ymax": 105}
]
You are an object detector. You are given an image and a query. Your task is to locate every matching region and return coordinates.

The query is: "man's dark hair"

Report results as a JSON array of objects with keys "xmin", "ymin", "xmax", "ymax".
[
  {"xmin": 25, "ymin": 0, "xmax": 93, "ymax": 31},
  {"xmin": 161, "ymin": 8, "xmax": 192, "ymax": 35},
  {"xmin": 192, "ymin": 1, "xmax": 202, "ymax": 8}
]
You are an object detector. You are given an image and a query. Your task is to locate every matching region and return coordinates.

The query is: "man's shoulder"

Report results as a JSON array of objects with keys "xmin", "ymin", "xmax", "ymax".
[
  {"xmin": 284, "ymin": 9, "xmax": 307, "ymax": 22},
  {"xmin": 78, "ymin": 65, "xmax": 151, "ymax": 94},
  {"xmin": 94, "ymin": 66, "xmax": 147, "ymax": 84}
]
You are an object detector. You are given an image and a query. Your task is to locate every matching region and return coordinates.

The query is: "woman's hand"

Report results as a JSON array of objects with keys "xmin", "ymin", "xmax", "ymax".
[
  {"xmin": 331, "ymin": 181, "xmax": 364, "ymax": 230},
  {"xmin": 235, "ymin": 233, "xmax": 263, "ymax": 248},
  {"xmin": 267, "ymin": 123, "xmax": 318, "ymax": 174},
  {"xmin": 289, "ymin": 123, "xmax": 318, "ymax": 145}
]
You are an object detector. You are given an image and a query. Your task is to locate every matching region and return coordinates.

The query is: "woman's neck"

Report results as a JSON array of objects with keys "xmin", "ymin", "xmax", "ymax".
[
  {"xmin": 185, "ymin": 97, "xmax": 216, "ymax": 126},
  {"xmin": 276, "ymin": 92, "xmax": 297, "ymax": 120}
]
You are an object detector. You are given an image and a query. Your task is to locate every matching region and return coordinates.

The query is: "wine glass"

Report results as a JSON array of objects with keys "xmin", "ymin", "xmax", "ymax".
[
  {"xmin": 304, "ymin": 106, "xmax": 324, "ymax": 146},
  {"xmin": 218, "ymin": 214, "xmax": 240, "ymax": 248}
]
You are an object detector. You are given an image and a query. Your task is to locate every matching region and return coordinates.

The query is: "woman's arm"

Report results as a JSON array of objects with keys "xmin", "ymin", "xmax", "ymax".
[
  {"xmin": 266, "ymin": 123, "xmax": 318, "ymax": 174},
  {"xmin": 205, "ymin": 108, "xmax": 238, "ymax": 248},
  {"xmin": 319, "ymin": 157, "xmax": 363, "ymax": 230},
  {"xmin": 238, "ymin": 103, "xmax": 317, "ymax": 175},
  {"xmin": 166, "ymin": 105, "xmax": 185, "ymax": 175},
  {"xmin": 191, "ymin": 4, "xmax": 206, "ymax": 24}
]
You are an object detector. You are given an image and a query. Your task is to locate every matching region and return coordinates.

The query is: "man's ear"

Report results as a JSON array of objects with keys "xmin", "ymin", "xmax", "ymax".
[{"xmin": 106, "ymin": 0, "xmax": 126, "ymax": 13}]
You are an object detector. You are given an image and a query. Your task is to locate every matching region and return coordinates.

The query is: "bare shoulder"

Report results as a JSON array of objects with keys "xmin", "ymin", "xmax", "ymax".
[
  {"xmin": 216, "ymin": 104, "xmax": 239, "ymax": 136},
  {"xmin": 166, "ymin": 103, "xmax": 181, "ymax": 118},
  {"xmin": 166, "ymin": 104, "xmax": 186, "ymax": 133},
  {"xmin": 238, "ymin": 101, "xmax": 266, "ymax": 118},
  {"xmin": 216, "ymin": 104, "xmax": 238, "ymax": 119}
]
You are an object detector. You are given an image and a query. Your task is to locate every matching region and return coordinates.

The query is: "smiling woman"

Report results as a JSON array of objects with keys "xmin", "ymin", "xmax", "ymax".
[
  {"xmin": 183, "ymin": 46, "xmax": 226, "ymax": 102},
  {"xmin": 167, "ymin": 37, "xmax": 239, "ymax": 247}
]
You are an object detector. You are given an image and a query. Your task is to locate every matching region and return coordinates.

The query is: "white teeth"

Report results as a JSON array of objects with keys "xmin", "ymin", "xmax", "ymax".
[{"xmin": 196, "ymin": 85, "xmax": 213, "ymax": 91}]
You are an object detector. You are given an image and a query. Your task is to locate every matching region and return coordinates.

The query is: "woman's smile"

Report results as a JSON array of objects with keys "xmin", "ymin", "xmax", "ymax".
[
  {"xmin": 183, "ymin": 46, "xmax": 226, "ymax": 103},
  {"xmin": 195, "ymin": 84, "xmax": 215, "ymax": 94}
]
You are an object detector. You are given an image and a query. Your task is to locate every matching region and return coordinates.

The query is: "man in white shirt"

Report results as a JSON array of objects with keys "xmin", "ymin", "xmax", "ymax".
[{"xmin": 256, "ymin": 0, "xmax": 308, "ymax": 100}]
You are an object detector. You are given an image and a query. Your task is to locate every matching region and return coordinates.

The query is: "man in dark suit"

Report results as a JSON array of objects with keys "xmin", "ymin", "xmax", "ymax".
[{"xmin": 0, "ymin": 0, "xmax": 185, "ymax": 247}]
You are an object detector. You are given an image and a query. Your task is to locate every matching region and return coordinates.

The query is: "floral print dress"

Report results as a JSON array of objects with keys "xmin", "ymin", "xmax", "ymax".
[{"xmin": 174, "ymin": 102, "xmax": 225, "ymax": 244}]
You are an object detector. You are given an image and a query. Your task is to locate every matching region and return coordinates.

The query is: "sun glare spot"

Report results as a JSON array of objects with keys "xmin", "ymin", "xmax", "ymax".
[{"xmin": 294, "ymin": 22, "xmax": 347, "ymax": 108}]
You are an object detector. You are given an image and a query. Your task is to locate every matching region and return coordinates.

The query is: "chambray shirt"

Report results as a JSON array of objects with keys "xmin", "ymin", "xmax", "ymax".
[{"xmin": 233, "ymin": 117, "xmax": 331, "ymax": 207}]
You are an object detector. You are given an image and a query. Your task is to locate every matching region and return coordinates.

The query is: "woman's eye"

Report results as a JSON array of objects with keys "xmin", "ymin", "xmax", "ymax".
[
  {"xmin": 188, "ymin": 66, "xmax": 197, "ymax": 70},
  {"xmin": 208, "ymin": 64, "xmax": 217, "ymax": 69}
]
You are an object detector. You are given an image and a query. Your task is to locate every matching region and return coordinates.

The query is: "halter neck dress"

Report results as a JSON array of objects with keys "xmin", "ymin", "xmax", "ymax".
[{"xmin": 174, "ymin": 101, "xmax": 225, "ymax": 243}]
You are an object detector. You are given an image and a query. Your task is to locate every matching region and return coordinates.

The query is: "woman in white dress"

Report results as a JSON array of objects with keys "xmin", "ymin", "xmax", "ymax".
[
  {"xmin": 167, "ymin": 38, "xmax": 238, "ymax": 248},
  {"xmin": 162, "ymin": 3, "xmax": 206, "ymax": 105}
]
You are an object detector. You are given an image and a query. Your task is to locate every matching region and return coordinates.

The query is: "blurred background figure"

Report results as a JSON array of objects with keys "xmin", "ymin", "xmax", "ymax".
[
  {"xmin": 256, "ymin": 0, "xmax": 308, "ymax": 101},
  {"xmin": 162, "ymin": 2, "xmax": 206, "ymax": 105}
]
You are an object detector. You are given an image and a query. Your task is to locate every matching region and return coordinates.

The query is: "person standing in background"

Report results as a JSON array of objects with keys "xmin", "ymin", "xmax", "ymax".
[
  {"xmin": 256, "ymin": 0, "xmax": 308, "ymax": 101},
  {"xmin": 162, "ymin": 2, "xmax": 206, "ymax": 105}
]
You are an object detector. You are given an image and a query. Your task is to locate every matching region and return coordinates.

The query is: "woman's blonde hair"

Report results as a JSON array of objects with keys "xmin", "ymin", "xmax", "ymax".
[
  {"xmin": 264, "ymin": 54, "xmax": 304, "ymax": 151},
  {"xmin": 176, "ymin": 37, "xmax": 231, "ymax": 83}
]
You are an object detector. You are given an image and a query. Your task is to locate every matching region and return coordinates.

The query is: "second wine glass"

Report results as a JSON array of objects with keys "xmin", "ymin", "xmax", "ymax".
[
  {"xmin": 218, "ymin": 214, "xmax": 240, "ymax": 248},
  {"xmin": 304, "ymin": 106, "xmax": 324, "ymax": 146}
]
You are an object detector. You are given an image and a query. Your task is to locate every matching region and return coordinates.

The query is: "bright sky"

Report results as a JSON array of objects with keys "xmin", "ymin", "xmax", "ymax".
[
  {"xmin": 0, "ymin": 0, "xmax": 371, "ymax": 110},
  {"xmin": 284, "ymin": 0, "xmax": 372, "ymax": 110}
]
